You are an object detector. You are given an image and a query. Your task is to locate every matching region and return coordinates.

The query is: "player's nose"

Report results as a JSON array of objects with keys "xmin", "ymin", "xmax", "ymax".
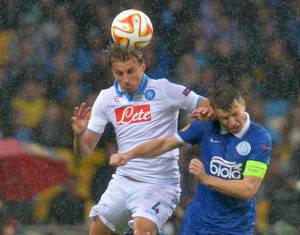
[
  {"xmin": 119, "ymin": 77, "xmax": 130, "ymax": 87},
  {"xmin": 123, "ymin": 75, "xmax": 132, "ymax": 85}
]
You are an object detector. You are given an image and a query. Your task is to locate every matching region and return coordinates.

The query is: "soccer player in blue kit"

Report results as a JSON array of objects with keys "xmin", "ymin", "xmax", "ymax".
[{"xmin": 110, "ymin": 83, "xmax": 272, "ymax": 235}]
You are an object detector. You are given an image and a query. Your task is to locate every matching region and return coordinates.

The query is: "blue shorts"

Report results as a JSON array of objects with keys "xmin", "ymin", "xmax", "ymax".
[{"xmin": 179, "ymin": 214, "xmax": 254, "ymax": 235}]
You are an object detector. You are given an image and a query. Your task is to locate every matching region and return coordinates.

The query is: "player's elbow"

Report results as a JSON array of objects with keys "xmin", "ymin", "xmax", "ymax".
[
  {"xmin": 239, "ymin": 193, "xmax": 255, "ymax": 201},
  {"xmin": 239, "ymin": 176, "xmax": 262, "ymax": 200},
  {"xmin": 74, "ymin": 142, "xmax": 94, "ymax": 158},
  {"xmin": 239, "ymin": 186, "xmax": 257, "ymax": 201}
]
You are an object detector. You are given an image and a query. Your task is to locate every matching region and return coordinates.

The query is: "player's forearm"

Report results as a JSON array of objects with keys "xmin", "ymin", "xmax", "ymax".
[
  {"xmin": 74, "ymin": 130, "xmax": 101, "ymax": 159},
  {"xmin": 128, "ymin": 137, "xmax": 181, "ymax": 159},
  {"xmin": 203, "ymin": 176, "xmax": 256, "ymax": 200},
  {"xmin": 73, "ymin": 134, "xmax": 91, "ymax": 158},
  {"xmin": 128, "ymin": 139, "xmax": 170, "ymax": 158}
]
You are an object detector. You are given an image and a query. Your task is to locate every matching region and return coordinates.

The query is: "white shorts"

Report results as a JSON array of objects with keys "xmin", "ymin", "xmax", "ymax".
[{"xmin": 89, "ymin": 174, "xmax": 181, "ymax": 235}]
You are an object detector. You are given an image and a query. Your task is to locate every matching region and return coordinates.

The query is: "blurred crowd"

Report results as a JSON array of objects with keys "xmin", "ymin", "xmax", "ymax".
[{"xmin": 1, "ymin": 0, "xmax": 300, "ymax": 234}]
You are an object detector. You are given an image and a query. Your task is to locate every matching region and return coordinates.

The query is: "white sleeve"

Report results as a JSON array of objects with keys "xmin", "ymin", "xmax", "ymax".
[
  {"xmin": 161, "ymin": 79, "xmax": 204, "ymax": 111},
  {"xmin": 87, "ymin": 91, "xmax": 109, "ymax": 134}
]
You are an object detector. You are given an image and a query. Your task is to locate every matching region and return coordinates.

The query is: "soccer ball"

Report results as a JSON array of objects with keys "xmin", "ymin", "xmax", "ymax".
[{"xmin": 111, "ymin": 9, "xmax": 153, "ymax": 50}]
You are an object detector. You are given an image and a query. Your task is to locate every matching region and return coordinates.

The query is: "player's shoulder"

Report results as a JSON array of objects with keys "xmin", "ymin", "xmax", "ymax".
[
  {"xmin": 94, "ymin": 86, "xmax": 116, "ymax": 102},
  {"xmin": 148, "ymin": 77, "xmax": 189, "ymax": 96},
  {"xmin": 248, "ymin": 122, "xmax": 271, "ymax": 141},
  {"xmin": 102, "ymin": 85, "xmax": 116, "ymax": 95},
  {"xmin": 249, "ymin": 122, "xmax": 269, "ymax": 135},
  {"xmin": 189, "ymin": 119, "xmax": 217, "ymax": 131},
  {"xmin": 147, "ymin": 77, "xmax": 169, "ymax": 86}
]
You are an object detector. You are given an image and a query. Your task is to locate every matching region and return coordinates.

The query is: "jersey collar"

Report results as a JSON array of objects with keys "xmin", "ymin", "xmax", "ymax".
[
  {"xmin": 114, "ymin": 74, "xmax": 149, "ymax": 101},
  {"xmin": 220, "ymin": 112, "xmax": 251, "ymax": 139}
]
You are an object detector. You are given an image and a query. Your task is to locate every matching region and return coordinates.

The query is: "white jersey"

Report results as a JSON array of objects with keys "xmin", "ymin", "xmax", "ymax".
[{"xmin": 88, "ymin": 74, "xmax": 202, "ymax": 184}]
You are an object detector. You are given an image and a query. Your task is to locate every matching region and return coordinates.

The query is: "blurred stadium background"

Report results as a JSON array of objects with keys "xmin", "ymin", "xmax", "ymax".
[{"xmin": 1, "ymin": 0, "xmax": 300, "ymax": 234}]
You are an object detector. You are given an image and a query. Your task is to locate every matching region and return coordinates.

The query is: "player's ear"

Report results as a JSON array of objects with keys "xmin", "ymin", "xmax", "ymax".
[{"xmin": 141, "ymin": 63, "xmax": 146, "ymax": 72}]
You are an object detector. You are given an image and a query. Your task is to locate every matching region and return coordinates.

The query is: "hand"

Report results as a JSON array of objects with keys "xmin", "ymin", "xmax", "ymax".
[
  {"xmin": 189, "ymin": 158, "xmax": 208, "ymax": 183},
  {"xmin": 110, "ymin": 153, "xmax": 131, "ymax": 167},
  {"xmin": 71, "ymin": 103, "xmax": 91, "ymax": 136},
  {"xmin": 189, "ymin": 99, "xmax": 215, "ymax": 120}
]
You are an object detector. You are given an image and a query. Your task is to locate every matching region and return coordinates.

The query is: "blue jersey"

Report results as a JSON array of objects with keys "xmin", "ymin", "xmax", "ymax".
[{"xmin": 178, "ymin": 119, "xmax": 271, "ymax": 235}]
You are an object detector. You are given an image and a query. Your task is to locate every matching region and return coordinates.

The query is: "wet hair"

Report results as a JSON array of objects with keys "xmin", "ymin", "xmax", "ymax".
[
  {"xmin": 109, "ymin": 45, "xmax": 144, "ymax": 66},
  {"xmin": 209, "ymin": 83, "xmax": 244, "ymax": 111}
]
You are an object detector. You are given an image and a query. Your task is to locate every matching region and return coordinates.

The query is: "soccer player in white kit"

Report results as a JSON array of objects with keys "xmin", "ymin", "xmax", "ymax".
[{"xmin": 71, "ymin": 46, "xmax": 209, "ymax": 235}]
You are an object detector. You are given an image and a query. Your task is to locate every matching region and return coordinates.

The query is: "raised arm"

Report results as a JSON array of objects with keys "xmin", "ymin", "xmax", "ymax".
[
  {"xmin": 110, "ymin": 135, "xmax": 183, "ymax": 167},
  {"xmin": 72, "ymin": 103, "xmax": 102, "ymax": 158}
]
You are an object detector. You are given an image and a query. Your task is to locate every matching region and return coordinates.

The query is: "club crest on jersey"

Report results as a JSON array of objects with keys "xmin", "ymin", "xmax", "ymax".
[
  {"xmin": 236, "ymin": 141, "xmax": 251, "ymax": 156},
  {"xmin": 115, "ymin": 104, "xmax": 152, "ymax": 125},
  {"xmin": 145, "ymin": 89, "xmax": 155, "ymax": 100}
]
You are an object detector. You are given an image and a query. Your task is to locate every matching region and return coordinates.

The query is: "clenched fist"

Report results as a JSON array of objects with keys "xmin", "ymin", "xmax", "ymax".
[
  {"xmin": 189, "ymin": 158, "xmax": 208, "ymax": 183},
  {"xmin": 110, "ymin": 153, "xmax": 131, "ymax": 167}
]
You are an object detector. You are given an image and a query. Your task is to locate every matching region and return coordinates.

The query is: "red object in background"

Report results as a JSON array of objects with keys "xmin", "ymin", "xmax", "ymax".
[{"xmin": 0, "ymin": 138, "xmax": 68, "ymax": 202}]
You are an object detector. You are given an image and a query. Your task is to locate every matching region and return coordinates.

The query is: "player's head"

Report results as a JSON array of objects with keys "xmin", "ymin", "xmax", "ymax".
[
  {"xmin": 109, "ymin": 46, "xmax": 146, "ymax": 94},
  {"xmin": 209, "ymin": 83, "xmax": 246, "ymax": 134}
]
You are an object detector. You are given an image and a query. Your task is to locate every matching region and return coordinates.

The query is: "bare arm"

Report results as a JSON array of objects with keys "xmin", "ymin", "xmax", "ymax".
[
  {"xmin": 189, "ymin": 159, "xmax": 263, "ymax": 200},
  {"xmin": 128, "ymin": 135, "xmax": 183, "ymax": 158},
  {"xmin": 110, "ymin": 136, "xmax": 184, "ymax": 167},
  {"xmin": 73, "ymin": 131, "xmax": 102, "ymax": 158},
  {"xmin": 72, "ymin": 103, "xmax": 102, "ymax": 158},
  {"xmin": 203, "ymin": 175, "xmax": 262, "ymax": 200}
]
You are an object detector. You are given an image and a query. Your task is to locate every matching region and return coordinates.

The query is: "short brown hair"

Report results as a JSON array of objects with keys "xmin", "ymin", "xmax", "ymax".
[
  {"xmin": 209, "ymin": 83, "xmax": 244, "ymax": 111},
  {"xmin": 109, "ymin": 45, "xmax": 144, "ymax": 66}
]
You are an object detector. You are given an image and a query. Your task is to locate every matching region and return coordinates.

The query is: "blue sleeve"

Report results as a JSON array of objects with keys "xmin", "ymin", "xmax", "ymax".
[
  {"xmin": 248, "ymin": 131, "xmax": 272, "ymax": 165},
  {"xmin": 178, "ymin": 120, "xmax": 206, "ymax": 145}
]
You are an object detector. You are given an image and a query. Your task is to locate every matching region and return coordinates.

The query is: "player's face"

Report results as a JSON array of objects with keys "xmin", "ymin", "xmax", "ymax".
[
  {"xmin": 214, "ymin": 99, "xmax": 246, "ymax": 134},
  {"xmin": 112, "ymin": 58, "xmax": 146, "ymax": 94}
]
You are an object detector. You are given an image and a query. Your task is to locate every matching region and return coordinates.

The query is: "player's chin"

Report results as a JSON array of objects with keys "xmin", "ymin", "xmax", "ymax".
[
  {"xmin": 230, "ymin": 127, "xmax": 241, "ymax": 133},
  {"xmin": 123, "ymin": 86, "xmax": 135, "ymax": 93}
]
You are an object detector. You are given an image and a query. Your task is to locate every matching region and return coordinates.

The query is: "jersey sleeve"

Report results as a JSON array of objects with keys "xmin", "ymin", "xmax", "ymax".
[
  {"xmin": 243, "ymin": 130, "xmax": 272, "ymax": 178},
  {"xmin": 248, "ymin": 131, "xmax": 272, "ymax": 165},
  {"xmin": 87, "ymin": 90, "xmax": 109, "ymax": 134},
  {"xmin": 161, "ymin": 79, "xmax": 204, "ymax": 111},
  {"xmin": 177, "ymin": 120, "xmax": 206, "ymax": 145}
]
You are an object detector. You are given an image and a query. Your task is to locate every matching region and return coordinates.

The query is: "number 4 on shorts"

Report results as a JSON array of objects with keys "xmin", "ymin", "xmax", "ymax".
[{"xmin": 151, "ymin": 202, "xmax": 161, "ymax": 214}]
